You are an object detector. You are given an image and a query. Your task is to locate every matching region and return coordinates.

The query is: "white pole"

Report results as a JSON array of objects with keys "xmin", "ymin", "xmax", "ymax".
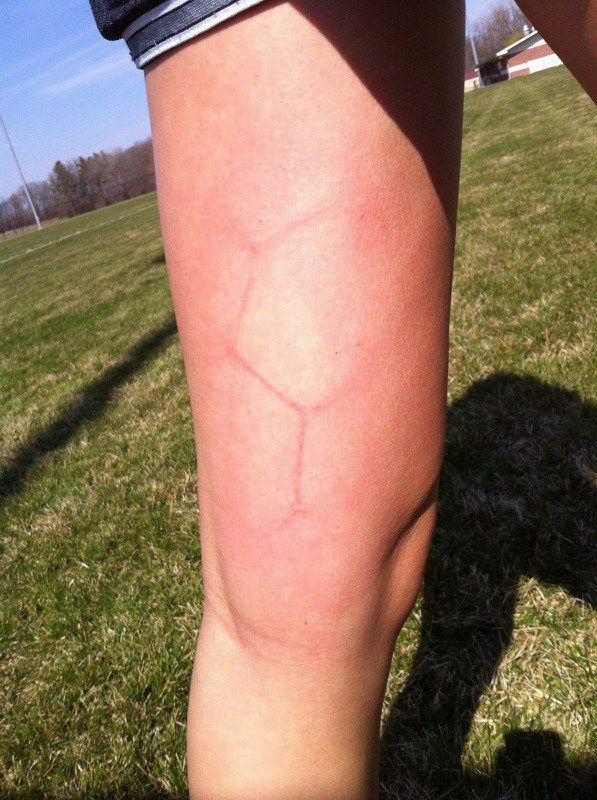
[
  {"xmin": 466, "ymin": 11, "xmax": 481, "ymax": 88},
  {"xmin": 467, "ymin": 10, "xmax": 479, "ymax": 68},
  {"xmin": 469, "ymin": 33, "xmax": 479, "ymax": 69},
  {"xmin": 0, "ymin": 113, "xmax": 42, "ymax": 230}
]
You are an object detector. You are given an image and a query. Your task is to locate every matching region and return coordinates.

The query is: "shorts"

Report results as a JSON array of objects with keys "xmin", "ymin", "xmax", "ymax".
[{"xmin": 90, "ymin": 0, "xmax": 267, "ymax": 68}]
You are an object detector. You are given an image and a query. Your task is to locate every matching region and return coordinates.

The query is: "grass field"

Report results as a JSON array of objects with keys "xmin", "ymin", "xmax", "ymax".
[{"xmin": 1, "ymin": 66, "xmax": 595, "ymax": 799}]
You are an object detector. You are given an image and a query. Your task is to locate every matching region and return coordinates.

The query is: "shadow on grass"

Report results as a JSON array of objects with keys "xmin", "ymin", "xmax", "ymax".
[
  {"xmin": 0, "ymin": 315, "xmax": 178, "ymax": 505},
  {"xmin": 380, "ymin": 373, "xmax": 596, "ymax": 800}
]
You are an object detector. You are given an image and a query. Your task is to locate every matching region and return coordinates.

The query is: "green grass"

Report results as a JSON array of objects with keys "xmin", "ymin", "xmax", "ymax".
[{"xmin": 1, "ymin": 66, "xmax": 595, "ymax": 799}]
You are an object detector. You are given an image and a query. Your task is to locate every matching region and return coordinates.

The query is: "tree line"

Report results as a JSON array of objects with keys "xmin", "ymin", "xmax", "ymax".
[
  {"xmin": 0, "ymin": 137, "xmax": 155, "ymax": 234},
  {"xmin": 466, "ymin": 1, "xmax": 531, "ymax": 70}
]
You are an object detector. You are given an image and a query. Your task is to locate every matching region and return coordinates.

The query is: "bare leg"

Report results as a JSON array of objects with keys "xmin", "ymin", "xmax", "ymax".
[
  {"xmin": 145, "ymin": 2, "xmax": 464, "ymax": 798},
  {"xmin": 517, "ymin": 1, "xmax": 597, "ymax": 101}
]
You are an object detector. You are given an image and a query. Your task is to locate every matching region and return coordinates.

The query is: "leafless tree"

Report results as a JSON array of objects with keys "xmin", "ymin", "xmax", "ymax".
[
  {"xmin": 0, "ymin": 137, "xmax": 156, "ymax": 231},
  {"xmin": 469, "ymin": 1, "xmax": 531, "ymax": 65}
]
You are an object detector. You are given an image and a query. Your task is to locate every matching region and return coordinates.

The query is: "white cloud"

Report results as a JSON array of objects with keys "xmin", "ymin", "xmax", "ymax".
[
  {"xmin": 4, "ymin": 41, "xmax": 108, "ymax": 95},
  {"xmin": 42, "ymin": 52, "xmax": 132, "ymax": 99},
  {"xmin": 0, "ymin": 31, "xmax": 90, "ymax": 81}
]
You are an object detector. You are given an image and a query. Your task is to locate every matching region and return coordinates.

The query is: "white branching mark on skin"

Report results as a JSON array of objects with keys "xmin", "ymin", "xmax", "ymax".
[{"xmin": 224, "ymin": 204, "xmax": 350, "ymax": 534}]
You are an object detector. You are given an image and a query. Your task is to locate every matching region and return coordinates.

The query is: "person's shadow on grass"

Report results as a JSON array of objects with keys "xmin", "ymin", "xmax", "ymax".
[{"xmin": 380, "ymin": 372, "xmax": 596, "ymax": 800}]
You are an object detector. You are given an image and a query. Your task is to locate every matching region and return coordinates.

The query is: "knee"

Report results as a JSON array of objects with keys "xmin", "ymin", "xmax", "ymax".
[{"xmin": 202, "ymin": 491, "xmax": 437, "ymax": 660}]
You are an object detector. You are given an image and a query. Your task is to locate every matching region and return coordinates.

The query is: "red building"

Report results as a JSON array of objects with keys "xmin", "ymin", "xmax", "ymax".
[{"xmin": 477, "ymin": 28, "xmax": 563, "ymax": 87}]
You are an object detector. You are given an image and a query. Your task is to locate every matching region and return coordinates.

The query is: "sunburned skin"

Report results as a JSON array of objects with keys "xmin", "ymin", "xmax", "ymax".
[
  {"xmin": 146, "ymin": 0, "xmax": 459, "ymax": 650},
  {"xmin": 192, "ymin": 183, "xmax": 448, "ymax": 652},
  {"xmin": 144, "ymin": 2, "xmax": 467, "ymax": 794}
]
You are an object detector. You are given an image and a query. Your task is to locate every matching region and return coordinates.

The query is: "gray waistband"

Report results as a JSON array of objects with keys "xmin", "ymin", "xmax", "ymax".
[{"xmin": 124, "ymin": 0, "xmax": 266, "ymax": 68}]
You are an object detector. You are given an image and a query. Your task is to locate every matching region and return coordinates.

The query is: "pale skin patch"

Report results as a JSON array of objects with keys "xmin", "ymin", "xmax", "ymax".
[
  {"xmin": 236, "ymin": 269, "xmax": 338, "ymax": 409},
  {"xmin": 233, "ymin": 203, "xmax": 369, "ymax": 409},
  {"xmin": 219, "ymin": 186, "xmax": 432, "ymax": 544},
  {"xmin": 217, "ymin": 203, "xmax": 377, "ymax": 542}
]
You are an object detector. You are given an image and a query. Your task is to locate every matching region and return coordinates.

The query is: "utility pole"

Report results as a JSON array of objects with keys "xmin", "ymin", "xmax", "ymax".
[
  {"xmin": 466, "ymin": 8, "xmax": 480, "ymax": 69},
  {"xmin": 469, "ymin": 33, "xmax": 479, "ymax": 70},
  {"xmin": 466, "ymin": 11, "xmax": 481, "ymax": 90},
  {"xmin": 0, "ymin": 113, "xmax": 42, "ymax": 230}
]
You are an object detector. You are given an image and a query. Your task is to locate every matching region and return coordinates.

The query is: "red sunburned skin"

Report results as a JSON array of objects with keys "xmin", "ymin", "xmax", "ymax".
[
  {"xmin": 189, "ymin": 181, "xmax": 444, "ymax": 650},
  {"xmin": 142, "ymin": 1, "xmax": 466, "ymax": 791},
  {"xmin": 144, "ymin": 9, "xmax": 455, "ymax": 646}
]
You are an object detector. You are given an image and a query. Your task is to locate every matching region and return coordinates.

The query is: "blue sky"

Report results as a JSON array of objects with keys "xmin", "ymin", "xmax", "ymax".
[{"xmin": 0, "ymin": 0, "xmax": 495, "ymax": 198}]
